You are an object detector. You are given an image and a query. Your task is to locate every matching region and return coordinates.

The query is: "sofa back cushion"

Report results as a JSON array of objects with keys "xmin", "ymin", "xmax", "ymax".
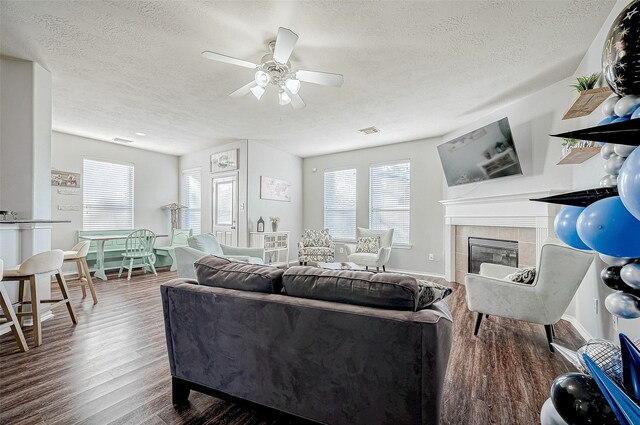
[
  {"xmin": 195, "ymin": 255, "xmax": 284, "ymax": 294},
  {"xmin": 282, "ymin": 266, "xmax": 419, "ymax": 310},
  {"xmin": 188, "ymin": 233, "xmax": 224, "ymax": 255},
  {"xmin": 301, "ymin": 228, "xmax": 332, "ymax": 247}
]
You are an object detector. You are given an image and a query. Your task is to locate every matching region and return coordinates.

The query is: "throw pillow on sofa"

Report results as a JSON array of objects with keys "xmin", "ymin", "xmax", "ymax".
[
  {"xmin": 195, "ymin": 255, "xmax": 284, "ymax": 293},
  {"xmin": 416, "ymin": 280, "xmax": 453, "ymax": 310},
  {"xmin": 355, "ymin": 236, "xmax": 380, "ymax": 253},
  {"xmin": 506, "ymin": 267, "xmax": 536, "ymax": 285},
  {"xmin": 282, "ymin": 266, "xmax": 419, "ymax": 310}
]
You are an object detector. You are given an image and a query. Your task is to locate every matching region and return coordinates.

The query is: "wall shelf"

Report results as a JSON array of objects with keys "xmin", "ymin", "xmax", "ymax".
[
  {"xmin": 557, "ymin": 146, "xmax": 601, "ymax": 165},
  {"xmin": 562, "ymin": 87, "xmax": 612, "ymax": 120}
]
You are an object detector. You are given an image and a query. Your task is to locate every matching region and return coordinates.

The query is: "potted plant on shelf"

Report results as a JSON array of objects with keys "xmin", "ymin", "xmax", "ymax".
[
  {"xmin": 563, "ymin": 72, "xmax": 611, "ymax": 120},
  {"xmin": 270, "ymin": 216, "xmax": 280, "ymax": 232},
  {"xmin": 570, "ymin": 73, "xmax": 601, "ymax": 92}
]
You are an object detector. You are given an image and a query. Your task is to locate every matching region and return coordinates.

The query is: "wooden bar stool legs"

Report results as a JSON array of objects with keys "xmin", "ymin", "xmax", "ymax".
[
  {"xmin": 0, "ymin": 284, "xmax": 28, "ymax": 352},
  {"xmin": 67, "ymin": 257, "xmax": 97, "ymax": 304}
]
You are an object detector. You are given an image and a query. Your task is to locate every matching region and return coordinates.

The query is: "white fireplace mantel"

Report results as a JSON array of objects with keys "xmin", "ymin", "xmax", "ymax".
[{"xmin": 439, "ymin": 190, "xmax": 563, "ymax": 282}]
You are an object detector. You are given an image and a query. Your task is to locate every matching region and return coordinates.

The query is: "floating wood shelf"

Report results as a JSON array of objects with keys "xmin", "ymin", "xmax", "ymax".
[
  {"xmin": 562, "ymin": 87, "xmax": 612, "ymax": 120},
  {"xmin": 551, "ymin": 119, "xmax": 640, "ymax": 146},
  {"xmin": 557, "ymin": 146, "xmax": 601, "ymax": 165}
]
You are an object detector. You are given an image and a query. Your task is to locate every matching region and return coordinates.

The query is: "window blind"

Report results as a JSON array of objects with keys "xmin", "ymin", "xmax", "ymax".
[
  {"xmin": 181, "ymin": 168, "xmax": 201, "ymax": 235},
  {"xmin": 83, "ymin": 158, "xmax": 134, "ymax": 230},
  {"xmin": 324, "ymin": 168, "xmax": 357, "ymax": 241},
  {"xmin": 369, "ymin": 161, "xmax": 410, "ymax": 245}
]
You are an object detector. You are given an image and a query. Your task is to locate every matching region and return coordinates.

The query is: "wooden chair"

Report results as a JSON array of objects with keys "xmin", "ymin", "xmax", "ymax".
[
  {"xmin": 154, "ymin": 228, "xmax": 192, "ymax": 271},
  {"xmin": 0, "ymin": 259, "xmax": 29, "ymax": 352},
  {"xmin": 2, "ymin": 250, "xmax": 77, "ymax": 347},
  {"xmin": 118, "ymin": 229, "xmax": 157, "ymax": 281},
  {"xmin": 63, "ymin": 241, "xmax": 98, "ymax": 304}
]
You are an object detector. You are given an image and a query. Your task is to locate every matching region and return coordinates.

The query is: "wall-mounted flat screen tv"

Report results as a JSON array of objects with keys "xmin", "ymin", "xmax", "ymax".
[{"xmin": 437, "ymin": 117, "xmax": 523, "ymax": 187}]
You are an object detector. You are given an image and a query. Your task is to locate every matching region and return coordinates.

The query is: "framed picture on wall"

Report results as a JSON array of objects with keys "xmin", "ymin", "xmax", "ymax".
[
  {"xmin": 51, "ymin": 169, "xmax": 81, "ymax": 187},
  {"xmin": 210, "ymin": 149, "xmax": 238, "ymax": 173},
  {"xmin": 260, "ymin": 176, "xmax": 291, "ymax": 202}
]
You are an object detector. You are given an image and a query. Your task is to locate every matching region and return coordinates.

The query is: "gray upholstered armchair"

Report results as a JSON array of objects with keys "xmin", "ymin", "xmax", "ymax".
[
  {"xmin": 465, "ymin": 238, "xmax": 594, "ymax": 351},
  {"xmin": 345, "ymin": 227, "xmax": 394, "ymax": 271},
  {"xmin": 298, "ymin": 228, "xmax": 335, "ymax": 265}
]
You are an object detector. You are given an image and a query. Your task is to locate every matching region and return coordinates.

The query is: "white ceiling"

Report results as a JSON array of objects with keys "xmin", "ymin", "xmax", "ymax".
[{"xmin": 1, "ymin": 0, "xmax": 615, "ymax": 157}]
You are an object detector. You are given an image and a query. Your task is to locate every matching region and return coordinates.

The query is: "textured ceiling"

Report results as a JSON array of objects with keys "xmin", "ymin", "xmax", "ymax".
[{"xmin": 1, "ymin": 0, "xmax": 615, "ymax": 157}]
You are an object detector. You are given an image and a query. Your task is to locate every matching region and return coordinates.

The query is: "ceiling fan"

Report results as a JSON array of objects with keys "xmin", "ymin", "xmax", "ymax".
[{"xmin": 202, "ymin": 27, "xmax": 344, "ymax": 109}]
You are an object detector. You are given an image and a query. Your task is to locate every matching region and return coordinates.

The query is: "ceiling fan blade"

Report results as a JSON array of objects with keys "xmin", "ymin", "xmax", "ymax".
[
  {"xmin": 229, "ymin": 81, "xmax": 257, "ymax": 97},
  {"xmin": 202, "ymin": 51, "xmax": 257, "ymax": 69},
  {"xmin": 295, "ymin": 69, "xmax": 344, "ymax": 87},
  {"xmin": 289, "ymin": 91, "xmax": 306, "ymax": 110},
  {"xmin": 272, "ymin": 27, "xmax": 298, "ymax": 64}
]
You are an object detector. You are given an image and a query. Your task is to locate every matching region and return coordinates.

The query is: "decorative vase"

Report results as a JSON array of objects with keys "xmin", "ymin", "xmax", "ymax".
[
  {"xmin": 257, "ymin": 216, "xmax": 264, "ymax": 232},
  {"xmin": 272, "ymin": 222, "xmax": 278, "ymax": 232}
]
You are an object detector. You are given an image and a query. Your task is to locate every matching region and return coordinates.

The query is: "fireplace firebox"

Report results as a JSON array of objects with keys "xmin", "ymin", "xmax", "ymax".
[{"xmin": 468, "ymin": 237, "xmax": 518, "ymax": 274}]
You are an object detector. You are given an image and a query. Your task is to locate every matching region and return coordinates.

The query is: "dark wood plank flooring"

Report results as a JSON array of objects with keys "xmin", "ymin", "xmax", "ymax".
[{"xmin": 0, "ymin": 269, "xmax": 584, "ymax": 424}]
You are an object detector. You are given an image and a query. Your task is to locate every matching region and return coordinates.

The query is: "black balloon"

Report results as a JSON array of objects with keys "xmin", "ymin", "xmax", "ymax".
[
  {"xmin": 601, "ymin": 265, "xmax": 640, "ymax": 296},
  {"xmin": 602, "ymin": 0, "xmax": 640, "ymax": 96},
  {"xmin": 550, "ymin": 373, "xmax": 618, "ymax": 425}
]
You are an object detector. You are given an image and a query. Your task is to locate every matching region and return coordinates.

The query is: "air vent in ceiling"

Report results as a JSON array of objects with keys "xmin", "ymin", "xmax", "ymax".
[
  {"xmin": 113, "ymin": 137, "xmax": 134, "ymax": 144},
  {"xmin": 358, "ymin": 126, "xmax": 379, "ymax": 135}
]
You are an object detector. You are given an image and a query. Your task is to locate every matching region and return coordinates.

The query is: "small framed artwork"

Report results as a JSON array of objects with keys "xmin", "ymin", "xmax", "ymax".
[
  {"xmin": 211, "ymin": 149, "xmax": 239, "ymax": 173},
  {"xmin": 260, "ymin": 176, "xmax": 291, "ymax": 202},
  {"xmin": 51, "ymin": 169, "xmax": 81, "ymax": 187}
]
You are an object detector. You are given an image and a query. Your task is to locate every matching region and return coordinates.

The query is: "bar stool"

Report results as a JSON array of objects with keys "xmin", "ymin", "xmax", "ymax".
[
  {"xmin": 0, "ymin": 259, "xmax": 29, "ymax": 352},
  {"xmin": 1, "ymin": 250, "xmax": 77, "ymax": 347},
  {"xmin": 63, "ymin": 241, "xmax": 97, "ymax": 304}
]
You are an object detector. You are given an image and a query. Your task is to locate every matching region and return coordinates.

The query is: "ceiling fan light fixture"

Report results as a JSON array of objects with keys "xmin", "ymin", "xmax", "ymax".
[
  {"xmin": 278, "ymin": 89, "xmax": 291, "ymax": 105},
  {"xmin": 284, "ymin": 78, "xmax": 300, "ymax": 94},
  {"xmin": 254, "ymin": 70, "xmax": 270, "ymax": 88},
  {"xmin": 250, "ymin": 85, "xmax": 266, "ymax": 100}
]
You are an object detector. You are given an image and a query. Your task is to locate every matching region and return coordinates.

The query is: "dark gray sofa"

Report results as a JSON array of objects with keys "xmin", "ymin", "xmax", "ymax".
[{"xmin": 161, "ymin": 269, "xmax": 453, "ymax": 425}]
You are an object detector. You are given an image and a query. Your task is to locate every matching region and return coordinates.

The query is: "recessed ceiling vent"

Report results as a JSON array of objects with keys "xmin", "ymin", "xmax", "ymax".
[
  {"xmin": 113, "ymin": 137, "xmax": 134, "ymax": 144},
  {"xmin": 358, "ymin": 126, "xmax": 379, "ymax": 135}
]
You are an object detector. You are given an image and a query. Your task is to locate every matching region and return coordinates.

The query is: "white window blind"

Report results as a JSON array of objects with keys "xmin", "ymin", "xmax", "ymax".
[
  {"xmin": 369, "ymin": 161, "xmax": 411, "ymax": 245},
  {"xmin": 83, "ymin": 158, "xmax": 134, "ymax": 230},
  {"xmin": 324, "ymin": 168, "xmax": 357, "ymax": 241},
  {"xmin": 181, "ymin": 168, "xmax": 201, "ymax": 235}
]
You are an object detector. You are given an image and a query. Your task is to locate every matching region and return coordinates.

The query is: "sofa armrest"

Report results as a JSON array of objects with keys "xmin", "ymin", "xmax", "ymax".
[
  {"xmin": 174, "ymin": 246, "xmax": 208, "ymax": 279},
  {"xmin": 297, "ymin": 241, "xmax": 305, "ymax": 250},
  {"xmin": 479, "ymin": 263, "xmax": 520, "ymax": 279},
  {"xmin": 220, "ymin": 244, "xmax": 264, "ymax": 259},
  {"xmin": 378, "ymin": 246, "xmax": 391, "ymax": 264},
  {"xmin": 344, "ymin": 243, "xmax": 356, "ymax": 256}
]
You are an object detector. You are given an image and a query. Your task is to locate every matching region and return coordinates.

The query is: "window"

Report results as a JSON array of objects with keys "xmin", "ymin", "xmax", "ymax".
[
  {"xmin": 324, "ymin": 168, "xmax": 357, "ymax": 241},
  {"xmin": 369, "ymin": 161, "xmax": 410, "ymax": 245},
  {"xmin": 83, "ymin": 158, "xmax": 134, "ymax": 230},
  {"xmin": 181, "ymin": 168, "xmax": 201, "ymax": 235}
]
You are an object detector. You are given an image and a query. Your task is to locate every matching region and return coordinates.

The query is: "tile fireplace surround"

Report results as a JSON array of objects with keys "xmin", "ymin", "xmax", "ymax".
[{"xmin": 440, "ymin": 191, "xmax": 562, "ymax": 283}]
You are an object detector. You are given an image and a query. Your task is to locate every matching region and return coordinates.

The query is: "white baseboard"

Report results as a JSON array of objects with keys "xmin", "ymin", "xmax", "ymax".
[
  {"xmin": 0, "ymin": 311, "xmax": 54, "ymax": 335},
  {"xmin": 561, "ymin": 314, "xmax": 593, "ymax": 341}
]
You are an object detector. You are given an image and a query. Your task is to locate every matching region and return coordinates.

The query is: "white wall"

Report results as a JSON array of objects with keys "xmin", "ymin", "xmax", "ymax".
[
  {"xmin": 247, "ymin": 141, "xmax": 303, "ymax": 262},
  {"xmin": 50, "ymin": 131, "xmax": 179, "ymax": 250},
  {"xmin": 179, "ymin": 140, "xmax": 250, "ymax": 245},
  {"xmin": 303, "ymin": 137, "xmax": 445, "ymax": 275}
]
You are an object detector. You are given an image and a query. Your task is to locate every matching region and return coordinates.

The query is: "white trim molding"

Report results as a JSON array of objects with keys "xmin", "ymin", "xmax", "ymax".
[
  {"xmin": 440, "ymin": 190, "xmax": 563, "ymax": 282},
  {"xmin": 562, "ymin": 314, "xmax": 593, "ymax": 342}
]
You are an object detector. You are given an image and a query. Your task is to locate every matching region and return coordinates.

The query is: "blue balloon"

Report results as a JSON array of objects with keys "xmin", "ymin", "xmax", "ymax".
[
  {"xmin": 599, "ymin": 116, "xmax": 618, "ymax": 125},
  {"xmin": 577, "ymin": 197, "xmax": 640, "ymax": 257},
  {"xmin": 619, "ymin": 147, "xmax": 640, "ymax": 221},
  {"xmin": 613, "ymin": 116, "xmax": 631, "ymax": 123},
  {"xmin": 632, "ymin": 106, "xmax": 640, "ymax": 119},
  {"xmin": 554, "ymin": 206, "xmax": 591, "ymax": 250}
]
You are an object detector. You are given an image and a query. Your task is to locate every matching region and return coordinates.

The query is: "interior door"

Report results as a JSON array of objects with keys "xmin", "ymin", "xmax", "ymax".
[{"xmin": 212, "ymin": 174, "xmax": 238, "ymax": 246}]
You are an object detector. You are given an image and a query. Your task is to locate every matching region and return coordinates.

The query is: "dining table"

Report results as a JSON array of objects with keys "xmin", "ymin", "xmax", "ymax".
[{"xmin": 78, "ymin": 233, "xmax": 168, "ymax": 281}]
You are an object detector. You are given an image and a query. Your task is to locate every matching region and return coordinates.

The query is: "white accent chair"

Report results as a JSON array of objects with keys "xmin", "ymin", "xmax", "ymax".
[
  {"xmin": 345, "ymin": 228, "xmax": 394, "ymax": 272},
  {"xmin": 465, "ymin": 238, "xmax": 594, "ymax": 352},
  {"xmin": 1, "ymin": 250, "xmax": 77, "ymax": 346},
  {"xmin": 0, "ymin": 259, "xmax": 29, "ymax": 352},
  {"xmin": 63, "ymin": 240, "xmax": 98, "ymax": 304}
]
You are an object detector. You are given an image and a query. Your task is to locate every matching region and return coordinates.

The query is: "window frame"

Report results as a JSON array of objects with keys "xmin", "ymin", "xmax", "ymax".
[
  {"xmin": 368, "ymin": 159, "xmax": 412, "ymax": 247},
  {"xmin": 323, "ymin": 166, "xmax": 358, "ymax": 242}
]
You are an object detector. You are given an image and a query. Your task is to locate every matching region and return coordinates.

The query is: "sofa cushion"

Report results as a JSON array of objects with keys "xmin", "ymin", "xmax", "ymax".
[
  {"xmin": 416, "ymin": 279, "xmax": 453, "ymax": 309},
  {"xmin": 188, "ymin": 233, "xmax": 223, "ymax": 255},
  {"xmin": 356, "ymin": 236, "xmax": 380, "ymax": 253},
  {"xmin": 282, "ymin": 266, "xmax": 419, "ymax": 310},
  {"xmin": 194, "ymin": 255, "xmax": 284, "ymax": 294}
]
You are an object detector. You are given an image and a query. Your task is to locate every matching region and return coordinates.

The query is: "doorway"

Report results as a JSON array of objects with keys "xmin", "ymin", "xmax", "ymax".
[{"xmin": 212, "ymin": 173, "xmax": 238, "ymax": 246}]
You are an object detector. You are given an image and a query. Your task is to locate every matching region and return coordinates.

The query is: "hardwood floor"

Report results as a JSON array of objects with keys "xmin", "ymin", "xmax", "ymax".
[{"xmin": 0, "ymin": 269, "xmax": 584, "ymax": 425}]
